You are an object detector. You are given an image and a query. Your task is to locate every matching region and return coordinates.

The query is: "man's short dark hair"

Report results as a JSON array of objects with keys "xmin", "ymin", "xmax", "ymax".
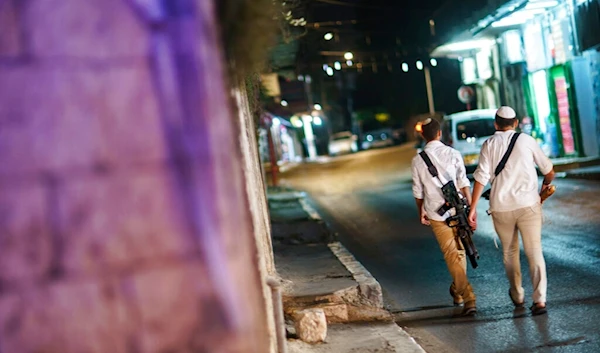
[
  {"xmin": 421, "ymin": 118, "xmax": 441, "ymax": 141},
  {"xmin": 495, "ymin": 115, "xmax": 518, "ymax": 129}
]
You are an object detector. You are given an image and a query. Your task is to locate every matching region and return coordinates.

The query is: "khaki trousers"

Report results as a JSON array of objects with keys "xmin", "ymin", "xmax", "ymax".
[
  {"xmin": 430, "ymin": 220, "xmax": 476, "ymax": 304},
  {"xmin": 491, "ymin": 203, "xmax": 547, "ymax": 304}
]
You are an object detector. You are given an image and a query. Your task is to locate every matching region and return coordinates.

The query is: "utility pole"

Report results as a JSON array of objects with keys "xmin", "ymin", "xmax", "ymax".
[{"xmin": 424, "ymin": 66, "xmax": 436, "ymax": 115}]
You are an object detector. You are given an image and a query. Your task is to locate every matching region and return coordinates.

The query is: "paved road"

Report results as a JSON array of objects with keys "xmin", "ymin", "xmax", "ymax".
[{"xmin": 281, "ymin": 144, "xmax": 600, "ymax": 353}]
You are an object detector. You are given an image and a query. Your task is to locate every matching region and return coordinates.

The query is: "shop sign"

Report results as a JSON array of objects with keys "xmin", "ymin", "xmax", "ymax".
[{"xmin": 553, "ymin": 76, "xmax": 576, "ymax": 155}]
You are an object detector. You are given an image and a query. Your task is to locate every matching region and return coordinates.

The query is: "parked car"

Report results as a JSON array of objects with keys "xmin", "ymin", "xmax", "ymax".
[
  {"xmin": 361, "ymin": 128, "xmax": 395, "ymax": 150},
  {"xmin": 441, "ymin": 109, "xmax": 497, "ymax": 172},
  {"xmin": 328, "ymin": 131, "xmax": 358, "ymax": 156}
]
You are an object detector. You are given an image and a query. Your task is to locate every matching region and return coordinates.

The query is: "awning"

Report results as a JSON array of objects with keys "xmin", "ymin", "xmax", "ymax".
[{"xmin": 430, "ymin": 0, "xmax": 563, "ymax": 58}]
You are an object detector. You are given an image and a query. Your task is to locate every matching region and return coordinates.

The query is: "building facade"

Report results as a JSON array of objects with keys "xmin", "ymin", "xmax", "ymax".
[{"xmin": 431, "ymin": 0, "xmax": 600, "ymax": 158}]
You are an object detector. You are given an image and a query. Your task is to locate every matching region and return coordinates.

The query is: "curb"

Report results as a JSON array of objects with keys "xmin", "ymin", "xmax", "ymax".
[
  {"xmin": 328, "ymin": 242, "xmax": 383, "ymax": 308},
  {"xmin": 297, "ymin": 194, "xmax": 427, "ymax": 352},
  {"xmin": 298, "ymin": 196, "xmax": 383, "ymax": 309},
  {"xmin": 298, "ymin": 198, "xmax": 322, "ymax": 221},
  {"xmin": 298, "ymin": 197, "xmax": 381, "ymax": 308},
  {"xmin": 555, "ymin": 171, "xmax": 600, "ymax": 181}
]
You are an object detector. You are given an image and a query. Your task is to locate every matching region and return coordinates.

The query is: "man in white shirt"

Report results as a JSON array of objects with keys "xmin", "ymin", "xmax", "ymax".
[
  {"xmin": 468, "ymin": 106, "xmax": 555, "ymax": 316},
  {"xmin": 412, "ymin": 118, "xmax": 477, "ymax": 316}
]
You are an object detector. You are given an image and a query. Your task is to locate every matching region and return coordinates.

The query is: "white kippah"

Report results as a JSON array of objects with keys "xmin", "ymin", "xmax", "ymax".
[
  {"xmin": 422, "ymin": 118, "xmax": 432, "ymax": 125},
  {"xmin": 496, "ymin": 106, "xmax": 516, "ymax": 119}
]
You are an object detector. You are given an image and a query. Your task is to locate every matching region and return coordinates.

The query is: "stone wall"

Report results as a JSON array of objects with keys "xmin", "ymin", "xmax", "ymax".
[
  {"xmin": 0, "ymin": 0, "xmax": 270, "ymax": 352},
  {"xmin": 233, "ymin": 82, "xmax": 277, "ymax": 352}
]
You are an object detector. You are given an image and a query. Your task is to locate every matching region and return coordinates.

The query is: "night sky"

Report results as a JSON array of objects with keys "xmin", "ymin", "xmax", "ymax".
[{"xmin": 297, "ymin": 0, "xmax": 468, "ymax": 132}]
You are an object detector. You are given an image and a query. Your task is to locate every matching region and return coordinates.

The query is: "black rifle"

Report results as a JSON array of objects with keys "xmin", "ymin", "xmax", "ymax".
[
  {"xmin": 419, "ymin": 151, "xmax": 479, "ymax": 269},
  {"xmin": 438, "ymin": 181, "xmax": 479, "ymax": 269}
]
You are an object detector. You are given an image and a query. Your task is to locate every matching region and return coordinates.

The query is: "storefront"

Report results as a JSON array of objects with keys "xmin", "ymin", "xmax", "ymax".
[
  {"xmin": 432, "ymin": 0, "xmax": 600, "ymax": 158},
  {"xmin": 573, "ymin": 0, "xmax": 600, "ymax": 156},
  {"xmin": 520, "ymin": 3, "xmax": 591, "ymax": 158}
]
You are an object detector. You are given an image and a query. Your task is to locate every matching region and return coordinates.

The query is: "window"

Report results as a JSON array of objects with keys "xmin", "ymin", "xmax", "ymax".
[{"xmin": 456, "ymin": 119, "xmax": 496, "ymax": 140}]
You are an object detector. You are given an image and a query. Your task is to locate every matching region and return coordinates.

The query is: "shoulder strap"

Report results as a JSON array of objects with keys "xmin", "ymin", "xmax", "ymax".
[
  {"xmin": 494, "ymin": 132, "xmax": 521, "ymax": 177},
  {"xmin": 419, "ymin": 151, "xmax": 439, "ymax": 178}
]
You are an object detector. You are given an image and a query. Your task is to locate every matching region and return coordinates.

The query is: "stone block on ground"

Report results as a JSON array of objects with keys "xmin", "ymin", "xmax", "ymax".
[
  {"xmin": 293, "ymin": 308, "xmax": 327, "ymax": 344},
  {"xmin": 346, "ymin": 304, "xmax": 393, "ymax": 322},
  {"xmin": 313, "ymin": 303, "xmax": 348, "ymax": 323}
]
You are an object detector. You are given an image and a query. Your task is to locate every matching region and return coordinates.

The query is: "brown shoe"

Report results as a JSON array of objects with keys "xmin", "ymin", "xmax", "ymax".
[
  {"xmin": 450, "ymin": 285, "xmax": 464, "ymax": 306},
  {"xmin": 461, "ymin": 301, "xmax": 477, "ymax": 316}
]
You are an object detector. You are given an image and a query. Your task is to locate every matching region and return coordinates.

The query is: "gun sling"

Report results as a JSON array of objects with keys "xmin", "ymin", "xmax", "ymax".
[
  {"xmin": 481, "ymin": 132, "xmax": 520, "ymax": 200},
  {"xmin": 494, "ymin": 132, "xmax": 521, "ymax": 176}
]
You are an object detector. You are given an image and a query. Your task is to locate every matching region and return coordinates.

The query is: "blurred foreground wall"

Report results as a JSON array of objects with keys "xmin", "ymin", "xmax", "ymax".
[{"xmin": 0, "ymin": 0, "xmax": 272, "ymax": 352}]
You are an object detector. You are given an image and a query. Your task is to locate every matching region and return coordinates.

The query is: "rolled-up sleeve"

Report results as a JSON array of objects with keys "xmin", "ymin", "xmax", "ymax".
[
  {"xmin": 454, "ymin": 151, "xmax": 470, "ymax": 189},
  {"xmin": 531, "ymin": 139, "xmax": 553, "ymax": 175},
  {"xmin": 411, "ymin": 157, "xmax": 424, "ymax": 199},
  {"xmin": 473, "ymin": 141, "xmax": 491, "ymax": 186}
]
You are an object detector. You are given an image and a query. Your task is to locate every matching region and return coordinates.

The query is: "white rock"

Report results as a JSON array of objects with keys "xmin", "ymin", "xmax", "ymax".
[{"xmin": 294, "ymin": 308, "xmax": 327, "ymax": 343}]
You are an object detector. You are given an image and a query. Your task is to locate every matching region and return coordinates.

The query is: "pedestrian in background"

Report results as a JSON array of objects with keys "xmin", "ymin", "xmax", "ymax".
[
  {"xmin": 468, "ymin": 106, "xmax": 555, "ymax": 316},
  {"xmin": 411, "ymin": 118, "xmax": 477, "ymax": 316}
]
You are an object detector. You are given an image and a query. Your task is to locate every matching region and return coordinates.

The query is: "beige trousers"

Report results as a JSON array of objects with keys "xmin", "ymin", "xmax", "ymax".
[
  {"xmin": 430, "ymin": 220, "xmax": 476, "ymax": 304},
  {"xmin": 491, "ymin": 203, "xmax": 547, "ymax": 304}
]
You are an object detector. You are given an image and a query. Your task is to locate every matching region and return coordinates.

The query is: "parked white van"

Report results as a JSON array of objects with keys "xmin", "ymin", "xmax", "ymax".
[{"xmin": 441, "ymin": 109, "xmax": 497, "ymax": 172}]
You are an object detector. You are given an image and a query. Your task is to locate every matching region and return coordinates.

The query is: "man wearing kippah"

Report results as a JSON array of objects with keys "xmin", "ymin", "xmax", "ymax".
[
  {"xmin": 468, "ymin": 106, "xmax": 555, "ymax": 316},
  {"xmin": 411, "ymin": 118, "xmax": 477, "ymax": 316}
]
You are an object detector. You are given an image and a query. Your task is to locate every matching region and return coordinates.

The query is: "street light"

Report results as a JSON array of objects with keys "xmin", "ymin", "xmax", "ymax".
[
  {"xmin": 344, "ymin": 52, "xmax": 354, "ymax": 60},
  {"xmin": 334, "ymin": 61, "xmax": 342, "ymax": 70},
  {"xmin": 313, "ymin": 116, "xmax": 323, "ymax": 126},
  {"xmin": 314, "ymin": 103, "xmax": 322, "ymax": 111},
  {"xmin": 430, "ymin": 58, "xmax": 438, "ymax": 67},
  {"xmin": 324, "ymin": 32, "xmax": 333, "ymax": 41},
  {"xmin": 323, "ymin": 64, "xmax": 329, "ymax": 71},
  {"xmin": 326, "ymin": 67, "xmax": 334, "ymax": 76},
  {"xmin": 424, "ymin": 66, "xmax": 435, "ymax": 115},
  {"xmin": 281, "ymin": 100, "xmax": 288, "ymax": 107},
  {"xmin": 346, "ymin": 60, "xmax": 353, "ymax": 66},
  {"xmin": 416, "ymin": 60, "xmax": 423, "ymax": 70},
  {"xmin": 401, "ymin": 62, "xmax": 409, "ymax": 72}
]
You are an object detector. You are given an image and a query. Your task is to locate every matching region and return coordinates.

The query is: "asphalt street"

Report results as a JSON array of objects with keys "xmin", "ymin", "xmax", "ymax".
[{"xmin": 280, "ymin": 143, "xmax": 600, "ymax": 353}]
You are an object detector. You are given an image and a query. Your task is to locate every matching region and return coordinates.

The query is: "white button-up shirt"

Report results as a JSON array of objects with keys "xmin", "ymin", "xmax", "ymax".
[
  {"xmin": 473, "ymin": 130, "xmax": 553, "ymax": 212},
  {"xmin": 412, "ymin": 140, "xmax": 471, "ymax": 222}
]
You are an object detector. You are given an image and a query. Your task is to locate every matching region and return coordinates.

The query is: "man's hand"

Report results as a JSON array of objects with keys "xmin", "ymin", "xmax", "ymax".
[
  {"xmin": 420, "ymin": 210, "xmax": 431, "ymax": 226},
  {"xmin": 468, "ymin": 208, "xmax": 477, "ymax": 231}
]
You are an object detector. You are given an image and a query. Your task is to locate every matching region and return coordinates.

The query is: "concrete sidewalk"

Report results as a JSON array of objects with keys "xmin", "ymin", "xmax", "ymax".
[
  {"xmin": 268, "ymin": 188, "xmax": 426, "ymax": 353},
  {"xmin": 558, "ymin": 165, "xmax": 600, "ymax": 180}
]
